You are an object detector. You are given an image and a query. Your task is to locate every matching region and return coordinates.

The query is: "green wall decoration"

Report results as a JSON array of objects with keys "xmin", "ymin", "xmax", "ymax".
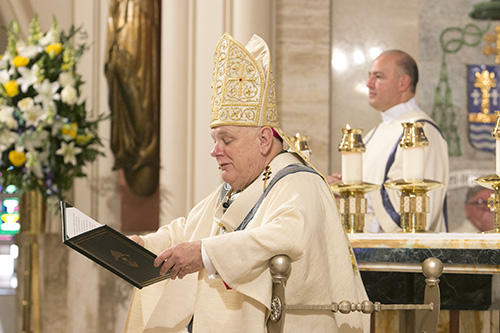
[{"xmin": 431, "ymin": 23, "xmax": 490, "ymax": 156}]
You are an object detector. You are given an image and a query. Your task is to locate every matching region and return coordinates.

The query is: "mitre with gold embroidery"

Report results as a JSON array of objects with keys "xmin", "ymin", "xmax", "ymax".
[
  {"xmin": 210, "ymin": 33, "xmax": 278, "ymax": 129},
  {"xmin": 210, "ymin": 33, "xmax": 317, "ymax": 170}
]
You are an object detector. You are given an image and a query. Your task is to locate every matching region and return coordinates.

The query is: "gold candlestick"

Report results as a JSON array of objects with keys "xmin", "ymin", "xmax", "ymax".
[
  {"xmin": 288, "ymin": 133, "xmax": 312, "ymax": 161},
  {"xmin": 400, "ymin": 121, "xmax": 429, "ymax": 149},
  {"xmin": 474, "ymin": 175, "xmax": 500, "ymax": 233},
  {"xmin": 385, "ymin": 122, "xmax": 443, "ymax": 233},
  {"xmin": 475, "ymin": 111, "xmax": 500, "ymax": 233},
  {"xmin": 331, "ymin": 125, "xmax": 379, "ymax": 233},
  {"xmin": 330, "ymin": 182, "xmax": 380, "ymax": 233},
  {"xmin": 338, "ymin": 126, "xmax": 366, "ymax": 152},
  {"xmin": 384, "ymin": 179, "xmax": 443, "ymax": 233}
]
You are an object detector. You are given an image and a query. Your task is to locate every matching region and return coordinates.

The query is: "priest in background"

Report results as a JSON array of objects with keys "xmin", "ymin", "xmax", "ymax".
[
  {"xmin": 452, "ymin": 186, "xmax": 494, "ymax": 233},
  {"xmin": 328, "ymin": 50, "xmax": 449, "ymax": 233}
]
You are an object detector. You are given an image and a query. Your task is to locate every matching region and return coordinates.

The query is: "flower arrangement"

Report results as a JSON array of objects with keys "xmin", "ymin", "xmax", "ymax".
[{"xmin": 0, "ymin": 15, "xmax": 104, "ymax": 203}]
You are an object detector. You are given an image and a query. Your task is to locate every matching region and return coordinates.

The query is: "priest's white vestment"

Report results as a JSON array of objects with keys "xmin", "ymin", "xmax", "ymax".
[{"xmin": 363, "ymin": 99, "xmax": 449, "ymax": 233}]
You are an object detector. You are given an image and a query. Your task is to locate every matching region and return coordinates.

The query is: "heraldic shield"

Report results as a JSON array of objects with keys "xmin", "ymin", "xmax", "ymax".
[{"xmin": 467, "ymin": 64, "xmax": 499, "ymax": 153}]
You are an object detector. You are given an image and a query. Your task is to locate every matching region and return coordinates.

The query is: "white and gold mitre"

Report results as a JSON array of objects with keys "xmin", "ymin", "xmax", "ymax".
[{"xmin": 210, "ymin": 33, "xmax": 278, "ymax": 129}]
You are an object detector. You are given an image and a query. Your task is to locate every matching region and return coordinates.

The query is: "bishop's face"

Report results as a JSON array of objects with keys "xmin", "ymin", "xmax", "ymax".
[{"xmin": 210, "ymin": 126, "xmax": 266, "ymax": 191}]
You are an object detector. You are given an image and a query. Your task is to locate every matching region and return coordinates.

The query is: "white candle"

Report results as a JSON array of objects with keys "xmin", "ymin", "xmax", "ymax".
[
  {"xmin": 342, "ymin": 152, "xmax": 363, "ymax": 183},
  {"xmin": 403, "ymin": 147, "xmax": 425, "ymax": 181}
]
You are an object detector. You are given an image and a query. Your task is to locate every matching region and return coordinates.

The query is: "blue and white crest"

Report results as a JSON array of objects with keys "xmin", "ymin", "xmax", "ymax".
[{"xmin": 467, "ymin": 64, "xmax": 499, "ymax": 153}]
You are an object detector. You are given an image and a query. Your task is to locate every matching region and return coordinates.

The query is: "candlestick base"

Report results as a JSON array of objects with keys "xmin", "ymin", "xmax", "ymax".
[
  {"xmin": 329, "ymin": 182, "xmax": 380, "ymax": 233},
  {"xmin": 475, "ymin": 175, "xmax": 500, "ymax": 233},
  {"xmin": 384, "ymin": 179, "xmax": 444, "ymax": 233}
]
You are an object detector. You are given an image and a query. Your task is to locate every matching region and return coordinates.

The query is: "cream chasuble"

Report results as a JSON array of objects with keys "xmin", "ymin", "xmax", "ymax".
[{"xmin": 125, "ymin": 153, "xmax": 369, "ymax": 332}]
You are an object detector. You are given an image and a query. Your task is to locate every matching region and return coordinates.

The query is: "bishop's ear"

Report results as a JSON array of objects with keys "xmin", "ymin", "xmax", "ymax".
[{"xmin": 258, "ymin": 127, "xmax": 274, "ymax": 153}]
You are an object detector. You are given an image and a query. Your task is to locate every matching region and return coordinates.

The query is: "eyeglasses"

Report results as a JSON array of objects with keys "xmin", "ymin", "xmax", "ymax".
[
  {"xmin": 466, "ymin": 198, "xmax": 492, "ymax": 210},
  {"xmin": 466, "ymin": 198, "xmax": 488, "ymax": 206}
]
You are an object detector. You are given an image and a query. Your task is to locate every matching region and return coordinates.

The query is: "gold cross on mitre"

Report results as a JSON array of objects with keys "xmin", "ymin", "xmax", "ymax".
[
  {"xmin": 474, "ymin": 69, "xmax": 496, "ymax": 116},
  {"xmin": 483, "ymin": 25, "xmax": 500, "ymax": 64},
  {"xmin": 228, "ymin": 62, "xmax": 257, "ymax": 98}
]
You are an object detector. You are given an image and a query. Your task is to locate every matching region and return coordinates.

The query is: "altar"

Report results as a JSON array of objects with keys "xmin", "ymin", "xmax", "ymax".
[{"xmin": 349, "ymin": 233, "xmax": 500, "ymax": 332}]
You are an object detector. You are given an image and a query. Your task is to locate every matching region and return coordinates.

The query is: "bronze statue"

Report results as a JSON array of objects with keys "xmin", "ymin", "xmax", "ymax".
[{"xmin": 105, "ymin": 0, "xmax": 160, "ymax": 196}]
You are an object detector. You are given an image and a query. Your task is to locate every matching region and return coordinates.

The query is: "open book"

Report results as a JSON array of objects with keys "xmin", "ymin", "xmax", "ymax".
[{"xmin": 60, "ymin": 201, "xmax": 169, "ymax": 289}]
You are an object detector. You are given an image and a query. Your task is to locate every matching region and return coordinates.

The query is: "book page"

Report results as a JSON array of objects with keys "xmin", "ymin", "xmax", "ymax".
[{"xmin": 65, "ymin": 207, "xmax": 102, "ymax": 239}]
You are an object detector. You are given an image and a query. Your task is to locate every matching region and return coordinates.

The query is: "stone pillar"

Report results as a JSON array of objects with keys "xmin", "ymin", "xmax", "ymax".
[{"xmin": 232, "ymin": 0, "xmax": 273, "ymax": 45}]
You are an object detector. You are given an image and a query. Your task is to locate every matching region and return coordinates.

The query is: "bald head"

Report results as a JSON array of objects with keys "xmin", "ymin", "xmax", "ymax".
[
  {"xmin": 381, "ymin": 50, "xmax": 419, "ymax": 93},
  {"xmin": 366, "ymin": 50, "xmax": 418, "ymax": 111}
]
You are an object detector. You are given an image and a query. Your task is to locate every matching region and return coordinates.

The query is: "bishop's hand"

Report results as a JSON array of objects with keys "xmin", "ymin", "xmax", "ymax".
[{"xmin": 154, "ymin": 240, "xmax": 204, "ymax": 279}]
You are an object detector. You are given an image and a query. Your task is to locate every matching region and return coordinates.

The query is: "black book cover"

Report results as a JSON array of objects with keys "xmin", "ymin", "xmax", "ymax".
[{"xmin": 61, "ymin": 201, "xmax": 169, "ymax": 289}]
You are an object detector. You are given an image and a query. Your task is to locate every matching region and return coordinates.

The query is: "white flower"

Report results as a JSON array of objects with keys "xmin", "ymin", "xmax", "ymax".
[
  {"xmin": 58, "ymin": 72, "xmax": 75, "ymax": 87},
  {"xmin": 56, "ymin": 141, "xmax": 82, "ymax": 165},
  {"xmin": 17, "ymin": 97, "xmax": 35, "ymax": 112},
  {"xmin": 17, "ymin": 64, "xmax": 39, "ymax": 93},
  {"xmin": 23, "ymin": 129, "xmax": 48, "ymax": 151},
  {"xmin": 34, "ymin": 79, "xmax": 60, "ymax": 112},
  {"xmin": 51, "ymin": 119, "xmax": 63, "ymax": 136},
  {"xmin": 0, "ymin": 69, "xmax": 9, "ymax": 84},
  {"xmin": 0, "ymin": 105, "xmax": 18, "ymax": 130},
  {"xmin": 6, "ymin": 118, "xmax": 18, "ymax": 130},
  {"xmin": 38, "ymin": 98, "xmax": 56, "ymax": 115},
  {"xmin": 22, "ymin": 104, "xmax": 46, "ymax": 127},
  {"xmin": 25, "ymin": 149, "xmax": 46, "ymax": 178},
  {"xmin": 0, "ymin": 53, "xmax": 9, "ymax": 70},
  {"xmin": 0, "ymin": 59, "xmax": 15, "ymax": 84},
  {"xmin": 39, "ymin": 29, "xmax": 57, "ymax": 46},
  {"xmin": 61, "ymin": 85, "xmax": 77, "ymax": 105},
  {"xmin": 0, "ymin": 130, "xmax": 19, "ymax": 154},
  {"xmin": 17, "ymin": 45, "xmax": 43, "ymax": 59},
  {"xmin": 0, "ymin": 105, "xmax": 14, "ymax": 121},
  {"xmin": 34, "ymin": 78, "xmax": 60, "ymax": 99}
]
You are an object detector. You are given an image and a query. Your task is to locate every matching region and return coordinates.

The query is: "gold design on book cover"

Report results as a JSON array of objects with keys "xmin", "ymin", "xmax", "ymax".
[{"xmin": 110, "ymin": 249, "xmax": 139, "ymax": 268}]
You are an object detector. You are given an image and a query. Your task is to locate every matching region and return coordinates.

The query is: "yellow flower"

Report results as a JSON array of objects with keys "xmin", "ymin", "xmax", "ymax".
[
  {"xmin": 61, "ymin": 122, "xmax": 78, "ymax": 139},
  {"xmin": 4, "ymin": 80, "xmax": 19, "ymax": 97},
  {"xmin": 76, "ymin": 133, "xmax": 94, "ymax": 145},
  {"xmin": 13, "ymin": 55, "xmax": 29, "ymax": 67},
  {"xmin": 46, "ymin": 43, "xmax": 62, "ymax": 56},
  {"xmin": 9, "ymin": 150, "xmax": 27, "ymax": 167}
]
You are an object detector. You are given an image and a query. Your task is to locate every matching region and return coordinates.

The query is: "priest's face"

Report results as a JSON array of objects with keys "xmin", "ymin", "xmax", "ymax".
[
  {"xmin": 210, "ymin": 126, "xmax": 267, "ymax": 191},
  {"xmin": 366, "ymin": 53, "xmax": 406, "ymax": 112},
  {"xmin": 465, "ymin": 188, "xmax": 494, "ymax": 232}
]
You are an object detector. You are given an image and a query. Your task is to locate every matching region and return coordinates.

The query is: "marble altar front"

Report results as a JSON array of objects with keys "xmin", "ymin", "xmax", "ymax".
[{"xmin": 349, "ymin": 233, "xmax": 500, "ymax": 332}]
